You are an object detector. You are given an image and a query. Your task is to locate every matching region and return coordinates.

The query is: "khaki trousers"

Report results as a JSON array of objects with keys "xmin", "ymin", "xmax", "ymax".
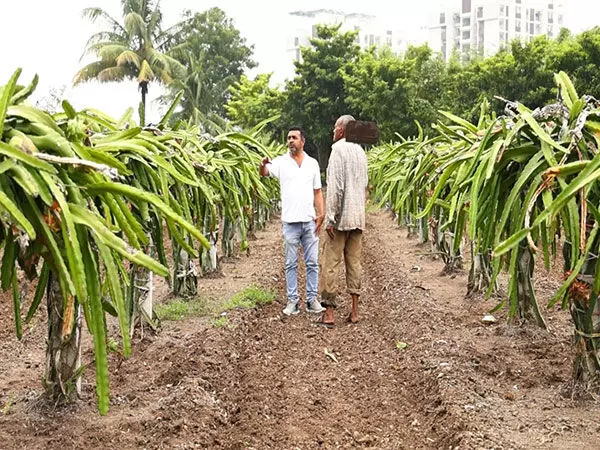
[{"xmin": 320, "ymin": 229, "xmax": 363, "ymax": 308}]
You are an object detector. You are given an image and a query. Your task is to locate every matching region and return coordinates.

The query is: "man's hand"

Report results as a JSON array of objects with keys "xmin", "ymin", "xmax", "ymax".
[
  {"xmin": 259, "ymin": 156, "xmax": 270, "ymax": 176},
  {"xmin": 314, "ymin": 214, "xmax": 324, "ymax": 235},
  {"xmin": 326, "ymin": 224, "xmax": 335, "ymax": 240}
]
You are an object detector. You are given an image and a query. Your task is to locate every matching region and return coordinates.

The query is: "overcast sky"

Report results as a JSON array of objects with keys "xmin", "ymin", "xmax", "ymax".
[{"xmin": 1, "ymin": 0, "xmax": 598, "ymax": 122}]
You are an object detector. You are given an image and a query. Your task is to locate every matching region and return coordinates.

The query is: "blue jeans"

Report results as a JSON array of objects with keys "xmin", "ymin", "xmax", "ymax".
[{"xmin": 282, "ymin": 221, "xmax": 319, "ymax": 304}]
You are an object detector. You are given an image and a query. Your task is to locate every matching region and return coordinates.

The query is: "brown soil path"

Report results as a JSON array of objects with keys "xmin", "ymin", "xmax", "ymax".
[{"xmin": 0, "ymin": 208, "xmax": 599, "ymax": 449}]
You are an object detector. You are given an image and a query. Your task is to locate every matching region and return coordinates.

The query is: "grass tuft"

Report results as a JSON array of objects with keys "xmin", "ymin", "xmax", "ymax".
[
  {"xmin": 155, "ymin": 285, "xmax": 275, "ymax": 323},
  {"xmin": 222, "ymin": 285, "xmax": 275, "ymax": 310},
  {"xmin": 210, "ymin": 316, "xmax": 230, "ymax": 328},
  {"xmin": 155, "ymin": 297, "xmax": 210, "ymax": 321}
]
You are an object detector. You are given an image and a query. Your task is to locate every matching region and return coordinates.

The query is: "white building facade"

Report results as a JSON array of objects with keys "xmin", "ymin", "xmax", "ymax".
[
  {"xmin": 429, "ymin": 0, "xmax": 564, "ymax": 61},
  {"xmin": 286, "ymin": 9, "xmax": 419, "ymax": 64}
]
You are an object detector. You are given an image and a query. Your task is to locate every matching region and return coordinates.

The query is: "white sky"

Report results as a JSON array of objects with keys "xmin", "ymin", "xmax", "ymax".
[{"xmin": 1, "ymin": 0, "xmax": 598, "ymax": 123}]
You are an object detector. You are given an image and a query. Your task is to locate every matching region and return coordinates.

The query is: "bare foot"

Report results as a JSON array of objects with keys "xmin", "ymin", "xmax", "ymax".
[
  {"xmin": 347, "ymin": 313, "xmax": 359, "ymax": 324},
  {"xmin": 321, "ymin": 307, "xmax": 335, "ymax": 325},
  {"xmin": 349, "ymin": 294, "xmax": 359, "ymax": 324}
]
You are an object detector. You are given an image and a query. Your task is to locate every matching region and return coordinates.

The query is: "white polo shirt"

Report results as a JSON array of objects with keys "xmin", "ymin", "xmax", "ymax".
[{"xmin": 267, "ymin": 152, "xmax": 321, "ymax": 223}]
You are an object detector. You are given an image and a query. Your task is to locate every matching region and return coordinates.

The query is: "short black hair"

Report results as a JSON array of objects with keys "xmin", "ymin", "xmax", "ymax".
[{"xmin": 287, "ymin": 126, "xmax": 306, "ymax": 140}]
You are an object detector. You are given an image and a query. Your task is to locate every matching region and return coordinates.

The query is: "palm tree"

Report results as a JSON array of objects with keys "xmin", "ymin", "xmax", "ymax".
[
  {"xmin": 161, "ymin": 55, "xmax": 235, "ymax": 124},
  {"xmin": 74, "ymin": 0, "xmax": 184, "ymax": 125},
  {"xmin": 165, "ymin": 56, "xmax": 212, "ymax": 123}
]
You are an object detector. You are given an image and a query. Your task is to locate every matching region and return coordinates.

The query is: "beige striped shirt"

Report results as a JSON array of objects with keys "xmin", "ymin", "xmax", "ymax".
[{"xmin": 325, "ymin": 138, "xmax": 368, "ymax": 230}]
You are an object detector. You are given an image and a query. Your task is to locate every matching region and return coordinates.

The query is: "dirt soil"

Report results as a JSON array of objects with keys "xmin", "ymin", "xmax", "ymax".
[{"xmin": 1, "ymin": 208, "xmax": 600, "ymax": 449}]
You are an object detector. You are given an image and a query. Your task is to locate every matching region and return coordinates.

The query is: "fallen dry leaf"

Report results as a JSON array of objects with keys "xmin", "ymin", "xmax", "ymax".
[{"xmin": 324, "ymin": 348, "xmax": 338, "ymax": 363}]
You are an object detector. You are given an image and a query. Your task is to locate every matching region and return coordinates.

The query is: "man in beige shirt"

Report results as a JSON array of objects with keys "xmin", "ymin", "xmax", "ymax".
[{"xmin": 320, "ymin": 115, "xmax": 368, "ymax": 326}]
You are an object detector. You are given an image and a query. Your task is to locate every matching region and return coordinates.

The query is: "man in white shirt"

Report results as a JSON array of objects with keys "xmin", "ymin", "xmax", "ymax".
[{"xmin": 259, "ymin": 127, "xmax": 325, "ymax": 316}]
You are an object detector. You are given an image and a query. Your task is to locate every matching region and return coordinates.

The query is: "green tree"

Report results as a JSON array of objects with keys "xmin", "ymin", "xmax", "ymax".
[
  {"xmin": 344, "ymin": 45, "xmax": 445, "ymax": 140},
  {"xmin": 444, "ymin": 50, "xmax": 518, "ymax": 120},
  {"xmin": 343, "ymin": 47, "xmax": 413, "ymax": 140},
  {"xmin": 226, "ymin": 73, "xmax": 285, "ymax": 137},
  {"xmin": 508, "ymin": 36, "xmax": 555, "ymax": 107},
  {"xmin": 284, "ymin": 24, "xmax": 360, "ymax": 166},
  {"xmin": 164, "ymin": 7, "xmax": 256, "ymax": 120},
  {"xmin": 74, "ymin": 0, "xmax": 184, "ymax": 125},
  {"xmin": 440, "ymin": 37, "xmax": 555, "ymax": 121},
  {"xmin": 403, "ymin": 45, "xmax": 447, "ymax": 133},
  {"xmin": 548, "ymin": 27, "xmax": 600, "ymax": 98}
]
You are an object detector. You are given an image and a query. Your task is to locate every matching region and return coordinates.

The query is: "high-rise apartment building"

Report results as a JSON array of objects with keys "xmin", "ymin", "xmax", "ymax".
[{"xmin": 428, "ymin": 0, "xmax": 564, "ymax": 61}]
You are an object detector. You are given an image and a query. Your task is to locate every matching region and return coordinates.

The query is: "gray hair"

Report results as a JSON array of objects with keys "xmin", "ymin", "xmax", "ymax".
[{"xmin": 335, "ymin": 114, "xmax": 355, "ymax": 130}]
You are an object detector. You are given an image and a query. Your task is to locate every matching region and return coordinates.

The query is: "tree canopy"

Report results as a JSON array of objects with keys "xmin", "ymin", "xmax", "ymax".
[
  {"xmin": 225, "ymin": 25, "xmax": 600, "ymax": 162},
  {"xmin": 163, "ymin": 7, "xmax": 256, "ymax": 120}
]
